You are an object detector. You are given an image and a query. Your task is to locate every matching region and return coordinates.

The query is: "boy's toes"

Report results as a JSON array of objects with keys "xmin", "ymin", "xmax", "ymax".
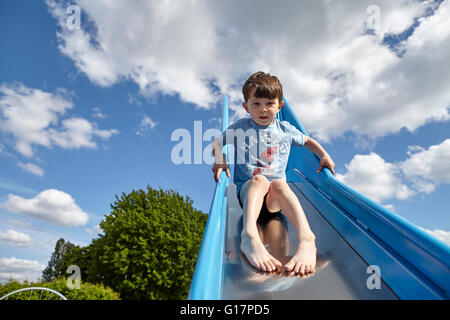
[
  {"xmin": 272, "ymin": 258, "xmax": 282, "ymax": 270},
  {"xmin": 266, "ymin": 259, "xmax": 280, "ymax": 272},
  {"xmin": 299, "ymin": 264, "xmax": 307, "ymax": 275},
  {"xmin": 258, "ymin": 261, "xmax": 267, "ymax": 272},
  {"xmin": 251, "ymin": 258, "xmax": 264, "ymax": 272},
  {"xmin": 251, "ymin": 257, "xmax": 283, "ymax": 272},
  {"xmin": 284, "ymin": 260, "xmax": 295, "ymax": 272},
  {"xmin": 269, "ymin": 260, "xmax": 278, "ymax": 272},
  {"xmin": 294, "ymin": 263, "xmax": 305, "ymax": 275}
]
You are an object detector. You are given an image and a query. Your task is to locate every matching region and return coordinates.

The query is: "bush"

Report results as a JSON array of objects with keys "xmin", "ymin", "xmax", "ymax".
[
  {"xmin": 41, "ymin": 186, "xmax": 207, "ymax": 300},
  {"xmin": 96, "ymin": 187, "xmax": 207, "ymax": 299},
  {"xmin": 0, "ymin": 278, "xmax": 120, "ymax": 300}
]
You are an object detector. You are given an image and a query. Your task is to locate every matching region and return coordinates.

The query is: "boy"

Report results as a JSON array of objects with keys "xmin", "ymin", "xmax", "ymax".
[{"xmin": 212, "ymin": 71, "xmax": 335, "ymax": 276}]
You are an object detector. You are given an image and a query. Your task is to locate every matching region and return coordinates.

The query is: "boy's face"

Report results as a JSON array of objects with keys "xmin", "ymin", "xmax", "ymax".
[{"xmin": 243, "ymin": 88, "xmax": 284, "ymax": 126}]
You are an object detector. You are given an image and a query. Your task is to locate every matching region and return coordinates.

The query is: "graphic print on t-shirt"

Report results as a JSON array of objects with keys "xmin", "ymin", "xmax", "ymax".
[
  {"xmin": 252, "ymin": 144, "xmax": 279, "ymax": 176},
  {"xmin": 219, "ymin": 118, "xmax": 306, "ymax": 192}
]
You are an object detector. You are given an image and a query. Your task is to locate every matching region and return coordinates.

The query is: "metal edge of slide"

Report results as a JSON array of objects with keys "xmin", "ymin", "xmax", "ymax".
[{"xmin": 280, "ymin": 97, "xmax": 450, "ymax": 300}]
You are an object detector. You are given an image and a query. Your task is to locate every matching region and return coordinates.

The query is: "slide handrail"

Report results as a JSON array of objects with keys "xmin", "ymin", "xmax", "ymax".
[
  {"xmin": 280, "ymin": 97, "xmax": 450, "ymax": 299},
  {"xmin": 188, "ymin": 96, "xmax": 230, "ymax": 300}
]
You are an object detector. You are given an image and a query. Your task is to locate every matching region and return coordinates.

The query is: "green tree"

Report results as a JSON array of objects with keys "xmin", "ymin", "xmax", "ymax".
[
  {"xmin": 42, "ymin": 238, "xmax": 76, "ymax": 282},
  {"xmin": 41, "ymin": 186, "xmax": 207, "ymax": 299},
  {"xmin": 64, "ymin": 236, "xmax": 109, "ymax": 285},
  {"xmin": 97, "ymin": 187, "xmax": 207, "ymax": 299}
]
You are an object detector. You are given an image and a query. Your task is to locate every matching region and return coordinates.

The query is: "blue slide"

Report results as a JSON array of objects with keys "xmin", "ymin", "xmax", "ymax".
[{"xmin": 189, "ymin": 96, "xmax": 450, "ymax": 300}]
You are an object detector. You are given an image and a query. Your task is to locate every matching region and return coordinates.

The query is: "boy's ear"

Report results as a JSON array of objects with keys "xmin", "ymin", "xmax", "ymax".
[
  {"xmin": 242, "ymin": 102, "xmax": 249, "ymax": 113},
  {"xmin": 278, "ymin": 100, "xmax": 285, "ymax": 110}
]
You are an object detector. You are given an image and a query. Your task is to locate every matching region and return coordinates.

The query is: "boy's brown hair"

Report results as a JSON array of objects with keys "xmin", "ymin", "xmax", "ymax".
[{"xmin": 242, "ymin": 71, "xmax": 283, "ymax": 103}]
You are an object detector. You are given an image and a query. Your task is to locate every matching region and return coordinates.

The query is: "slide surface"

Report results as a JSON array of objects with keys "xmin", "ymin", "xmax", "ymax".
[{"xmin": 189, "ymin": 97, "xmax": 450, "ymax": 300}]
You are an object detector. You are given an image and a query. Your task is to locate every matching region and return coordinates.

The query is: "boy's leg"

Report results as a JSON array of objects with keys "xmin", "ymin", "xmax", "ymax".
[
  {"xmin": 265, "ymin": 179, "xmax": 317, "ymax": 275},
  {"xmin": 240, "ymin": 175, "xmax": 282, "ymax": 272},
  {"xmin": 263, "ymin": 219, "xmax": 289, "ymax": 265}
]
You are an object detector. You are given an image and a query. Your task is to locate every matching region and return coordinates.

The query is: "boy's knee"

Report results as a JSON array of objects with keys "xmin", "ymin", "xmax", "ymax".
[
  {"xmin": 251, "ymin": 175, "xmax": 270, "ymax": 188},
  {"xmin": 269, "ymin": 179, "xmax": 289, "ymax": 195}
]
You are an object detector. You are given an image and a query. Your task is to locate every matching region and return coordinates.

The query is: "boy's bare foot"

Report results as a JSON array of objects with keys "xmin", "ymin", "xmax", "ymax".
[
  {"xmin": 241, "ymin": 231, "xmax": 282, "ymax": 272},
  {"xmin": 284, "ymin": 237, "xmax": 317, "ymax": 276}
]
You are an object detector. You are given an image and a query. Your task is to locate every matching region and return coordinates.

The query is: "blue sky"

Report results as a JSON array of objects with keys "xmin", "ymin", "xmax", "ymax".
[{"xmin": 0, "ymin": 0, "xmax": 449, "ymax": 282}]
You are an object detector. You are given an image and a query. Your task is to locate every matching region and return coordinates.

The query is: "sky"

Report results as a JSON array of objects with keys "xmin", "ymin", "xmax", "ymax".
[{"xmin": 0, "ymin": 0, "xmax": 449, "ymax": 283}]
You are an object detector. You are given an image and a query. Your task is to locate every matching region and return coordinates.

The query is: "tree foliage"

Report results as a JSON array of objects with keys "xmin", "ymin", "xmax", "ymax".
[
  {"xmin": 42, "ymin": 238, "xmax": 76, "ymax": 282},
  {"xmin": 43, "ymin": 186, "xmax": 207, "ymax": 299}
]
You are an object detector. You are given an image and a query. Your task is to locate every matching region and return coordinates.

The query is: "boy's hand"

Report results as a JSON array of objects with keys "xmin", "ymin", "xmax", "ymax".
[
  {"xmin": 212, "ymin": 163, "xmax": 231, "ymax": 182},
  {"xmin": 304, "ymin": 137, "xmax": 335, "ymax": 175},
  {"xmin": 317, "ymin": 154, "xmax": 335, "ymax": 175}
]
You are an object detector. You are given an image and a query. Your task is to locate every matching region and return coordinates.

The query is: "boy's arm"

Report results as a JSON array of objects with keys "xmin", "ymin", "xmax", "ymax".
[
  {"xmin": 211, "ymin": 138, "xmax": 231, "ymax": 182},
  {"xmin": 304, "ymin": 137, "xmax": 335, "ymax": 175}
]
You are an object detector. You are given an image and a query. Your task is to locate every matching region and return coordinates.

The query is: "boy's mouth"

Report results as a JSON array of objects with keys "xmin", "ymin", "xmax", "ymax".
[{"xmin": 259, "ymin": 116, "xmax": 269, "ymax": 120}]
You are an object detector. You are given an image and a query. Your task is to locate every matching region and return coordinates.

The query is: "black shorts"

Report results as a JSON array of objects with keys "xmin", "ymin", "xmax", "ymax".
[
  {"xmin": 238, "ymin": 191, "xmax": 286, "ymax": 226},
  {"xmin": 257, "ymin": 193, "xmax": 286, "ymax": 226}
]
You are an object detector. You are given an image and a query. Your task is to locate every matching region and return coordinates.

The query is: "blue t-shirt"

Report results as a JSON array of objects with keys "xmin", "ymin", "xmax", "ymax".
[{"xmin": 217, "ymin": 118, "xmax": 307, "ymax": 196}]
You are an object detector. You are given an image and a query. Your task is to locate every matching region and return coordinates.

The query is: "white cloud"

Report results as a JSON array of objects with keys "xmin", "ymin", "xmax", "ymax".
[
  {"xmin": 406, "ymin": 0, "xmax": 450, "ymax": 50},
  {"xmin": 336, "ymin": 139, "xmax": 450, "ymax": 204},
  {"xmin": 45, "ymin": 0, "xmax": 449, "ymax": 142},
  {"xmin": 419, "ymin": 227, "xmax": 450, "ymax": 247},
  {"xmin": 376, "ymin": 1, "xmax": 435, "ymax": 36},
  {"xmin": 383, "ymin": 203, "xmax": 396, "ymax": 212},
  {"xmin": 335, "ymin": 152, "xmax": 415, "ymax": 204},
  {"xmin": 17, "ymin": 162, "xmax": 44, "ymax": 177},
  {"xmin": 400, "ymin": 139, "xmax": 450, "ymax": 193},
  {"xmin": 0, "ymin": 257, "xmax": 45, "ymax": 283},
  {"xmin": 84, "ymin": 223, "xmax": 102, "ymax": 236},
  {"xmin": 0, "ymin": 82, "xmax": 118, "ymax": 157},
  {"xmin": 0, "ymin": 83, "xmax": 72, "ymax": 157},
  {"xmin": 0, "ymin": 229, "xmax": 34, "ymax": 248},
  {"xmin": 0, "ymin": 189, "xmax": 89, "ymax": 227},
  {"xmin": 136, "ymin": 115, "xmax": 158, "ymax": 137},
  {"xmin": 92, "ymin": 107, "xmax": 105, "ymax": 119},
  {"xmin": 49, "ymin": 117, "xmax": 118, "ymax": 149}
]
